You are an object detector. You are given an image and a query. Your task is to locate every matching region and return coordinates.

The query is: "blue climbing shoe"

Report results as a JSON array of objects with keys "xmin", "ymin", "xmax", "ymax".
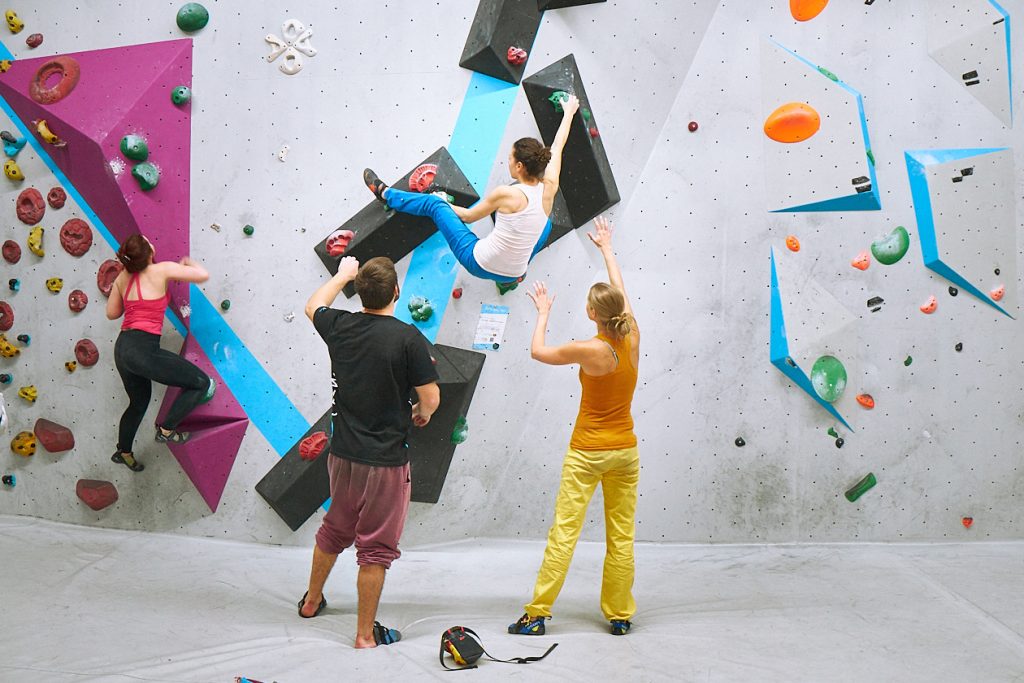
[
  {"xmin": 508, "ymin": 613, "xmax": 546, "ymax": 635},
  {"xmin": 610, "ymin": 620, "xmax": 631, "ymax": 636},
  {"xmin": 373, "ymin": 621, "xmax": 401, "ymax": 646}
]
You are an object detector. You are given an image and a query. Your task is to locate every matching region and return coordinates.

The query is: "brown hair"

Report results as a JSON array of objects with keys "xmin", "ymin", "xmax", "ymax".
[
  {"xmin": 117, "ymin": 234, "xmax": 153, "ymax": 273},
  {"xmin": 355, "ymin": 257, "xmax": 398, "ymax": 310},
  {"xmin": 513, "ymin": 137, "xmax": 552, "ymax": 180},
  {"xmin": 588, "ymin": 283, "xmax": 632, "ymax": 340}
]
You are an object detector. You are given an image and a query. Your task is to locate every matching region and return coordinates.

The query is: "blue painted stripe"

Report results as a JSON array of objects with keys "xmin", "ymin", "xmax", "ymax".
[
  {"xmin": 397, "ymin": 73, "xmax": 519, "ymax": 343},
  {"xmin": 0, "ymin": 39, "xmax": 12, "ymax": 60},
  {"xmin": 988, "ymin": 0, "xmax": 1012, "ymax": 125}
]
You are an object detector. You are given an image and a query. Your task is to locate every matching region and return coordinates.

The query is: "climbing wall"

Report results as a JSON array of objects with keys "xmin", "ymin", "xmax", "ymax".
[{"xmin": 0, "ymin": 0, "xmax": 1022, "ymax": 547}]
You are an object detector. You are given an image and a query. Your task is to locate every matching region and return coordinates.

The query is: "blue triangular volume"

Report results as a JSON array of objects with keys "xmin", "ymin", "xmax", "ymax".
[
  {"xmin": 772, "ymin": 191, "xmax": 881, "ymax": 214},
  {"xmin": 988, "ymin": 0, "xmax": 1013, "ymax": 126}
]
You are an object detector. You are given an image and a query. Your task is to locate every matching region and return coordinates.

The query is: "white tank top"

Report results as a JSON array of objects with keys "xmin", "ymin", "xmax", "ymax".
[{"xmin": 473, "ymin": 182, "xmax": 548, "ymax": 278}]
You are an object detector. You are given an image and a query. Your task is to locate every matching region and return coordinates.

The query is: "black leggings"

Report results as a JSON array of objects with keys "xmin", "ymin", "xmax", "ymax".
[{"xmin": 114, "ymin": 329, "xmax": 210, "ymax": 452}]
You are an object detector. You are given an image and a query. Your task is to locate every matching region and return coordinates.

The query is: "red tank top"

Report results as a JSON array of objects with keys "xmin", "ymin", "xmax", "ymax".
[{"xmin": 121, "ymin": 273, "xmax": 168, "ymax": 335}]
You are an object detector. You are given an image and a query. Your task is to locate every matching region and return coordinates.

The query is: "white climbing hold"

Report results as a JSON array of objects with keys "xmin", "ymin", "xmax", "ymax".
[
  {"xmin": 265, "ymin": 19, "xmax": 316, "ymax": 75},
  {"xmin": 210, "ymin": 222, "xmax": 221, "ymax": 232},
  {"xmin": 278, "ymin": 144, "xmax": 290, "ymax": 162},
  {"xmin": 179, "ymin": 304, "xmax": 191, "ymax": 319},
  {"xmin": 284, "ymin": 312, "xmax": 295, "ymax": 322}
]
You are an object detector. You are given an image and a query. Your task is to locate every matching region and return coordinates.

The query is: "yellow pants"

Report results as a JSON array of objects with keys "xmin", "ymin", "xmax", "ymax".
[{"xmin": 525, "ymin": 446, "xmax": 639, "ymax": 621}]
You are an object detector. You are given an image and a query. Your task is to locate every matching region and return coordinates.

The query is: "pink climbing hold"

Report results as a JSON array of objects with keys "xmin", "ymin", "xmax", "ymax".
[
  {"xmin": 59, "ymin": 218, "xmax": 93, "ymax": 257},
  {"xmin": 920, "ymin": 295, "xmax": 937, "ymax": 314},
  {"xmin": 2, "ymin": 241, "xmax": 21, "ymax": 264},
  {"xmin": 990, "ymin": 285, "xmax": 1005, "ymax": 302},
  {"xmin": 0, "ymin": 301, "xmax": 12, "ymax": 332},
  {"xmin": 409, "ymin": 163, "xmax": 438, "ymax": 193},
  {"xmin": 76, "ymin": 479, "xmax": 118, "ymax": 511},
  {"xmin": 851, "ymin": 251, "xmax": 870, "ymax": 271},
  {"xmin": 68, "ymin": 289, "xmax": 88, "ymax": 312},
  {"xmin": 97, "ymin": 259, "xmax": 123, "ymax": 296},
  {"xmin": 299, "ymin": 431, "xmax": 329, "ymax": 461},
  {"xmin": 47, "ymin": 187, "xmax": 67, "ymax": 209},
  {"xmin": 25, "ymin": 33, "xmax": 42, "ymax": 49},
  {"xmin": 34, "ymin": 418, "xmax": 75, "ymax": 453},
  {"xmin": 326, "ymin": 229, "xmax": 355, "ymax": 257},
  {"xmin": 507, "ymin": 46, "xmax": 528, "ymax": 66},
  {"xmin": 75, "ymin": 339, "xmax": 99, "ymax": 367},
  {"xmin": 16, "ymin": 188, "xmax": 45, "ymax": 225}
]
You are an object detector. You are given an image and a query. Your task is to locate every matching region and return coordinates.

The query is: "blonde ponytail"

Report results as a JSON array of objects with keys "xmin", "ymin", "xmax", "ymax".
[{"xmin": 587, "ymin": 282, "xmax": 631, "ymax": 340}]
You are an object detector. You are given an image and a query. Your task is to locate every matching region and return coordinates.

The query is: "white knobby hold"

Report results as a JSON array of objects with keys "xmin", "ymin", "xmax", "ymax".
[
  {"xmin": 278, "ymin": 144, "xmax": 290, "ymax": 162},
  {"xmin": 179, "ymin": 304, "xmax": 192, "ymax": 319},
  {"xmin": 265, "ymin": 19, "xmax": 316, "ymax": 75},
  {"xmin": 284, "ymin": 312, "xmax": 295, "ymax": 322}
]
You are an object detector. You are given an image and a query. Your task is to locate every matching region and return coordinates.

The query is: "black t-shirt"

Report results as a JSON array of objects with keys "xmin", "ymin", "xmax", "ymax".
[{"xmin": 313, "ymin": 308, "xmax": 438, "ymax": 466}]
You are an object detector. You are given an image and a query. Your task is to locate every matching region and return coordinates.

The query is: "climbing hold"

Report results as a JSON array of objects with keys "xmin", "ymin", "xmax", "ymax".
[
  {"xmin": 827, "ymin": 427, "xmax": 839, "ymax": 438},
  {"xmin": 1, "ymin": 475, "xmax": 13, "ymax": 486},
  {"xmin": 10, "ymin": 431, "xmax": 35, "ymax": 456},
  {"xmin": 2, "ymin": 131, "xmax": 25, "ymax": 158},
  {"xmin": 277, "ymin": 145, "xmax": 290, "ymax": 162},
  {"xmin": 47, "ymin": 187, "xmax": 67, "ymax": 209},
  {"xmin": 220, "ymin": 299, "xmax": 231, "ymax": 311},
  {"xmin": 16, "ymin": 333, "xmax": 29, "ymax": 345},
  {"xmin": 688, "ymin": 121, "xmax": 698, "ymax": 132},
  {"xmin": 948, "ymin": 286, "xmax": 958, "ymax": 297},
  {"xmin": 209, "ymin": 222, "xmax": 221, "ymax": 232},
  {"xmin": 283, "ymin": 312, "xmax": 295, "ymax": 322},
  {"xmin": 785, "ymin": 235, "xmax": 800, "ymax": 252},
  {"xmin": 990, "ymin": 285, "xmax": 1005, "ymax": 302},
  {"xmin": 734, "ymin": 437, "xmax": 746, "ymax": 447},
  {"xmin": 844, "ymin": 472, "xmax": 877, "ymax": 502},
  {"xmin": 120, "ymin": 134, "xmax": 149, "ymax": 162},
  {"xmin": 790, "ymin": 0, "xmax": 829, "ymax": 21},
  {"xmin": 506, "ymin": 46, "xmax": 528, "ymax": 65},
  {"xmin": 919, "ymin": 295, "xmax": 937, "ymax": 314},
  {"xmin": 265, "ymin": 18, "xmax": 317, "ymax": 75},
  {"xmin": 433, "ymin": 191, "xmax": 455, "ymax": 204},
  {"xmin": 131, "ymin": 162, "xmax": 160, "ymax": 191},
  {"xmin": 45, "ymin": 278, "xmax": 63, "ymax": 294},
  {"xmin": 33, "ymin": 119, "xmax": 64, "ymax": 147},
  {"xmin": 97, "ymin": 259, "xmax": 124, "ymax": 297},
  {"xmin": 0, "ymin": 373, "xmax": 10, "ymax": 384},
  {"xmin": 243, "ymin": 224, "xmax": 255, "ymax": 236},
  {"xmin": 171, "ymin": 85, "xmax": 192, "ymax": 105},
  {"xmin": 451, "ymin": 417, "xmax": 469, "ymax": 445},
  {"xmin": 496, "ymin": 278, "xmax": 522, "ymax": 295},
  {"xmin": 8, "ymin": 279, "xmax": 18, "ymax": 292},
  {"xmin": 866, "ymin": 296, "xmax": 884, "ymax": 312},
  {"xmin": 34, "ymin": 418, "xmax": 75, "ymax": 453},
  {"xmin": 59, "ymin": 218, "xmax": 93, "ymax": 257},
  {"xmin": 452, "ymin": 287, "xmax": 463, "ymax": 300},
  {"xmin": 0, "ymin": 60, "xmax": 10, "ymax": 73},
  {"xmin": 548, "ymin": 90, "xmax": 570, "ymax": 112},
  {"xmin": 325, "ymin": 229, "xmax": 354, "ymax": 257},
  {"xmin": 962, "ymin": 516, "xmax": 973, "ymax": 529},
  {"xmin": 2, "ymin": 240, "xmax": 20, "ymax": 264},
  {"xmin": 16, "ymin": 188, "xmax": 45, "ymax": 225},
  {"xmin": 408, "ymin": 296, "xmax": 434, "ymax": 322},
  {"xmin": 409, "ymin": 163, "xmax": 438, "ymax": 193},
  {"xmin": 200, "ymin": 378, "xmax": 217, "ymax": 404},
  {"xmin": 74, "ymin": 339, "xmax": 99, "ymax": 367},
  {"xmin": 903, "ymin": 355, "xmax": 913, "ymax": 367},
  {"xmin": 954, "ymin": 342, "xmax": 963, "ymax": 353},
  {"xmin": 856, "ymin": 393, "xmax": 874, "ymax": 409},
  {"xmin": 76, "ymin": 479, "xmax": 119, "ymax": 511},
  {"xmin": 65, "ymin": 361, "xmax": 77, "ymax": 372},
  {"xmin": 4, "ymin": 159, "xmax": 24, "ymax": 180},
  {"xmin": 589, "ymin": 127, "xmax": 600, "ymax": 138},
  {"xmin": 0, "ymin": 301, "xmax": 11, "ymax": 331},
  {"xmin": 298, "ymin": 431, "xmax": 329, "ymax": 461},
  {"xmin": 18, "ymin": 385, "xmax": 36, "ymax": 403},
  {"xmin": 850, "ymin": 251, "xmax": 870, "ymax": 271},
  {"xmin": 27, "ymin": 226, "xmax": 44, "ymax": 257},
  {"xmin": 994, "ymin": 267, "xmax": 1001, "ymax": 276},
  {"xmin": 870, "ymin": 226, "xmax": 910, "ymax": 265},
  {"xmin": 835, "ymin": 437, "xmax": 845, "ymax": 448},
  {"xmin": 176, "ymin": 2, "xmax": 209, "ymax": 32},
  {"xmin": 763, "ymin": 102, "xmax": 820, "ymax": 143},
  {"xmin": 29, "ymin": 57, "xmax": 81, "ymax": 105},
  {"xmin": 0, "ymin": 334, "xmax": 19, "ymax": 357},
  {"xmin": 810, "ymin": 355, "xmax": 847, "ymax": 403},
  {"xmin": 817, "ymin": 66, "xmax": 839, "ymax": 82},
  {"xmin": 25, "ymin": 32, "xmax": 41, "ymax": 48},
  {"xmin": 5, "ymin": 9, "xmax": 23, "ymax": 33}
]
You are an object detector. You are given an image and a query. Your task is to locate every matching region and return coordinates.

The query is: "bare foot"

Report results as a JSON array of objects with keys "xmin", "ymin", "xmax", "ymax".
[
  {"xmin": 299, "ymin": 594, "xmax": 322, "ymax": 618},
  {"xmin": 354, "ymin": 636, "xmax": 377, "ymax": 649}
]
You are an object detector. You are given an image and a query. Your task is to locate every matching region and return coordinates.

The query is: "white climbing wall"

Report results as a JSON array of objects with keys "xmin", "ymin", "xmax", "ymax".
[{"xmin": 0, "ymin": 0, "xmax": 1022, "ymax": 549}]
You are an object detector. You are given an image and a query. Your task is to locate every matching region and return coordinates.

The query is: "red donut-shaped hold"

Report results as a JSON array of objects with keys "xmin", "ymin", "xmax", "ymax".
[
  {"xmin": 16, "ymin": 188, "xmax": 45, "ymax": 225},
  {"xmin": 60, "ymin": 218, "xmax": 93, "ymax": 257},
  {"xmin": 47, "ymin": 187, "xmax": 67, "ymax": 209},
  {"xmin": 29, "ymin": 57, "xmax": 81, "ymax": 105},
  {"xmin": 97, "ymin": 259, "xmax": 123, "ymax": 297},
  {"xmin": 299, "ymin": 431, "xmax": 329, "ymax": 461},
  {"xmin": 326, "ymin": 229, "xmax": 354, "ymax": 257},
  {"xmin": 0, "ymin": 301, "xmax": 13, "ymax": 332},
  {"xmin": 74, "ymin": 339, "xmax": 99, "ymax": 367},
  {"xmin": 2, "ymin": 240, "xmax": 21, "ymax": 264},
  {"xmin": 408, "ymin": 163, "xmax": 438, "ymax": 193},
  {"xmin": 68, "ymin": 289, "xmax": 88, "ymax": 313}
]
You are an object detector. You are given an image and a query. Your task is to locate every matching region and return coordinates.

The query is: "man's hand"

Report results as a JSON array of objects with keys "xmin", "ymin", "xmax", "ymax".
[
  {"xmin": 411, "ymin": 403, "xmax": 430, "ymax": 427},
  {"xmin": 526, "ymin": 281, "xmax": 555, "ymax": 315},
  {"xmin": 337, "ymin": 256, "xmax": 359, "ymax": 281}
]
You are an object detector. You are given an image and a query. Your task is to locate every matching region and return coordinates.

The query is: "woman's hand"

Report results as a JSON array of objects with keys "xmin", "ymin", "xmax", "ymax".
[
  {"xmin": 526, "ymin": 281, "xmax": 555, "ymax": 315},
  {"xmin": 561, "ymin": 93, "xmax": 580, "ymax": 118},
  {"xmin": 586, "ymin": 215, "xmax": 614, "ymax": 251}
]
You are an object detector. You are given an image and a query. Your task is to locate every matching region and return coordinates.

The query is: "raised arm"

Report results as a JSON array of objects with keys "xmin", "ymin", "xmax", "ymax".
[
  {"xmin": 305, "ymin": 256, "xmax": 359, "ymax": 321},
  {"xmin": 526, "ymin": 281, "xmax": 603, "ymax": 366},
  {"xmin": 541, "ymin": 94, "xmax": 581, "ymax": 214},
  {"xmin": 587, "ymin": 216, "xmax": 637, "ymax": 330},
  {"xmin": 159, "ymin": 257, "xmax": 210, "ymax": 284}
]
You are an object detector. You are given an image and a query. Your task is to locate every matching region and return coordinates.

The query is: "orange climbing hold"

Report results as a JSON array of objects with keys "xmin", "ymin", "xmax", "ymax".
[
  {"xmin": 920, "ymin": 295, "xmax": 937, "ymax": 314},
  {"xmin": 990, "ymin": 285, "xmax": 1005, "ymax": 302},
  {"xmin": 785, "ymin": 235, "xmax": 800, "ymax": 252},
  {"xmin": 851, "ymin": 251, "xmax": 870, "ymax": 271},
  {"xmin": 790, "ymin": 0, "xmax": 829, "ymax": 22},
  {"xmin": 856, "ymin": 394, "xmax": 874, "ymax": 409},
  {"xmin": 962, "ymin": 516, "xmax": 973, "ymax": 529},
  {"xmin": 764, "ymin": 102, "xmax": 820, "ymax": 143}
]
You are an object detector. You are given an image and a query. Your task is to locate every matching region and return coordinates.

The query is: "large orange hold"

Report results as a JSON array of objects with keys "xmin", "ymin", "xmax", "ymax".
[
  {"xmin": 790, "ymin": 0, "xmax": 829, "ymax": 22},
  {"xmin": 764, "ymin": 102, "xmax": 821, "ymax": 143}
]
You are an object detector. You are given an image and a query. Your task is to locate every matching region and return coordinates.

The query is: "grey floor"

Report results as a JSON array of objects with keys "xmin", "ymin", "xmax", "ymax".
[{"xmin": 1, "ymin": 515, "xmax": 1022, "ymax": 682}]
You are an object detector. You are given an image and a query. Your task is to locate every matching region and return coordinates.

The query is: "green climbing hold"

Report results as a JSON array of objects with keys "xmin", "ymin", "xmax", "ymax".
[
  {"xmin": 120, "ymin": 134, "xmax": 149, "ymax": 162},
  {"xmin": 131, "ymin": 162, "xmax": 160, "ymax": 191},
  {"xmin": 903, "ymin": 355, "xmax": 913, "ymax": 367},
  {"xmin": 243, "ymin": 224, "xmax": 255, "ymax": 236},
  {"xmin": 817, "ymin": 66, "xmax": 839, "ymax": 82},
  {"xmin": 171, "ymin": 85, "xmax": 192, "ymax": 105},
  {"xmin": 451, "ymin": 417, "xmax": 469, "ymax": 445},
  {"xmin": 810, "ymin": 355, "xmax": 847, "ymax": 403},
  {"xmin": 870, "ymin": 226, "xmax": 910, "ymax": 265},
  {"xmin": 408, "ymin": 296, "xmax": 433, "ymax": 322},
  {"xmin": 176, "ymin": 3, "xmax": 209, "ymax": 32},
  {"xmin": 581, "ymin": 107, "xmax": 592, "ymax": 122},
  {"xmin": 866, "ymin": 149, "xmax": 875, "ymax": 166},
  {"xmin": 548, "ymin": 90, "xmax": 569, "ymax": 112},
  {"xmin": 496, "ymin": 279, "xmax": 520, "ymax": 295},
  {"xmin": 220, "ymin": 299, "xmax": 231, "ymax": 311},
  {"xmin": 844, "ymin": 472, "xmax": 877, "ymax": 502},
  {"xmin": 200, "ymin": 378, "xmax": 217, "ymax": 404},
  {"xmin": 827, "ymin": 427, "xmax": 839, "ymax": 438}
]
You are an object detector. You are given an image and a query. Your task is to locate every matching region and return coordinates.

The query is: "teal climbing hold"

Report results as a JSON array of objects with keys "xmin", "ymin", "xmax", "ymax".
[
  {"xmin": 176, "ymin": 3, "xmax": 209, "ymax": 32},
  {"xmin": 408, "ymin": 296, "xmax": 434, "ymax": 322},
  {"xmin": 171, "ymin": 85, "xmax": 192, "ymax": 105},
  {"xmin": 120, "ymin": 134, "xmax": 149, "ymax": 162},
  {"xmin": 548, "ymin": 90, "xmax": 569, "ymax": 113},
  {"xmin": 870, "ymin": 226, "xmax": 910, "ymax": 265},
  {"xmin": 810, "ymin": 355, "xmax": 847, "ymax": 403},
  {"xmin": 817, "ymin": 66, "xmax": 839, "ymax": 82},
  {"xmin": 131, "ymin": 162, "xmax": 160, "ymax": 191},
  {"xmin": 451, "ymin": 416, "xmax": 469, "ymax": 445}
]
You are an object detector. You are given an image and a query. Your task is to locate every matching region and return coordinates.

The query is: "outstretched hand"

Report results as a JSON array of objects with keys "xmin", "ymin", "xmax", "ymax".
[
  {"xmin": 586, "ymin": 215, "xmax": 614, "ymax": 250},
  {"xmin": 526, "ymin": 281, "xmax": 555, "ymax": 315},
  {"xmin": 561, "ymin": 94, "xmax": 580, "ymax": 117},
  {"xmin": 337, "ymin": 255, "xmax": 359, "ymax": 280}
]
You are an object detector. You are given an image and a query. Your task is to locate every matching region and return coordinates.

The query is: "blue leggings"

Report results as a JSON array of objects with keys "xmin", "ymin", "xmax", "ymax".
[{"xmin": 384, "ymin": 188, "xmax": 552, "ymax": 283}]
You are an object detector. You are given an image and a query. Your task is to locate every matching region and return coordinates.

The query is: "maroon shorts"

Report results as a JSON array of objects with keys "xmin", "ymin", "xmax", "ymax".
[{"xmin": 314, "ymin": 454, "xmax": 411, "ymax": 568}]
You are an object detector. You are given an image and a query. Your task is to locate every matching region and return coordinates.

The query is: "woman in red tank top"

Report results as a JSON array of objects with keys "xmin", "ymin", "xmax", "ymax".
[{"xmin": 105, "ymin": 235, "xmax": 213, "ymax": 472}]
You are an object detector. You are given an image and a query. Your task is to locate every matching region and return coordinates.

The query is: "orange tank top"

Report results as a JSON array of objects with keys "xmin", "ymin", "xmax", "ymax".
[{"xmin": 569, "ymin": 333, "xmax": 638, "ymax": 451}]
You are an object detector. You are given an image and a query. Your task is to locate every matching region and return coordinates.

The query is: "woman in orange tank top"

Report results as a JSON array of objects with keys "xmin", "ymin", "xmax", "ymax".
[{"xmin": 509, "ymin": 216, "xmax": 641, "ymax": 638}]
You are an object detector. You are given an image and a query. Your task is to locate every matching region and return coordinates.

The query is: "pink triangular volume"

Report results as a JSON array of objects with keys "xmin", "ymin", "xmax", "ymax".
[
  {"xmin": 156, "ymin": 335, "xmax": 249, "ymax": 512},
  {"xmin": 0, "ymin": 40, "xmax": 194, "ymax": 319}
]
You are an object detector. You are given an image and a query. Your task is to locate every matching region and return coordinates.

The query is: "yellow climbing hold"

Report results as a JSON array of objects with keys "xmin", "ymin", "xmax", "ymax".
[
  {"xmin": 0, "ymin": 333, "xmax": 19, "ymax": 357},
  {"xmin": 18, "ymin": 385, "xmax": 37, "ymax": 403},
  {"xmin": 10, "ymin": 431, "xmax": 35, "ymax": 456},
  {"xmin": 4, "ymin": 159, "xmax": 24, "ymax": 181},
  {"xmin": 46, "ymin": 277, "xmax": 64, "ymax": 293},
  {"xmin": 28, "ymin": 226, "xmax": 43, "ymax": 257},
  {"xmin": 5, "ymin": 9, "xmax": 23, "ymax": 34}
]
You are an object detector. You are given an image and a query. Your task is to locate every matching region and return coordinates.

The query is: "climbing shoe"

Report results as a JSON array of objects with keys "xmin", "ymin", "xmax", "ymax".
[
  {"xmin": 508, "ymin": 613, "xmax": 546, "ymax": 635},
  {"xmin": 610, "ymin": 620, "xmax": 631, "ymax": 636},
  {"xmin": 155, "ymin": 424, "xmax": 191, "ymax": 444},
  {"xmin": 111, "ymin": 450, "xmax": 144, "ymax": 472},
  {"xmin": 363, "ymin": 168, "xmax": 388, "ymax": 202},
  {"xmin": 373, "ymin": 621, "xmax": 402, "ymax": 646}
]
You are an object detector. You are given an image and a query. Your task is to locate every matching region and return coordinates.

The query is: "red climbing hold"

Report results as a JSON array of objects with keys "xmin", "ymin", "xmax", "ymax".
[
  {"xmin": 688, "ymin": 121, "xmax": 698, "ymax": 132},
  {"xmin": 97, "ymin": 259, "xmax": 123, "ymax": 296},
  {"xmin": 299, "ymin": 431, "xmax": 329, "ymax": 461},
  {"xmin": 34, "ymin": 418, "xmax": 75, "ymax": 453},
  {"xmin": 25, "ymin": 33, "xmax": 42, "ymax": 49},
  {"xmin": 507, "ymin": 46, "xmax": 528, "ymax": 65},
  {"xmin": 920, "ymin": 295, "xmax": 937, "ymax": 314},
  {"xmin": 452, "ymin": 287, "xmax": 463, "ymax": 299},
  {"xmin": 962, "ymin": 516, "xmax": 973, "ymax": 529},
  {"xmin": 0, "ymin": 301, "xmax": 12, "ymax": 332},
  {"xmin": 16, "ymin": 188, "xmax": 45, "ymax": 225},
  {"xmin": 59, "ymin": 218, "xmax": 93, "ymax": 257},
  {"xmin": 990, "ymin": 285, "xmax": 1005, "ymax": 302},
  {"xmin": 856, "ymin": 394, "xmax": 875, "ymax": 409},
  {"xmin": 47, "ymin": 186, "xmax": 67, "ymax": 209},
  {"xmin": 29, "ymin": 57, "xmax": 81, "ymax": 105},
  {"xmin": 409, "ymin": 163, "xmax": 438, "ymax": 193},
  {"xmin": 851, "ymin": 251, "xmax": 870, "ymax": 271},
  {"xmin": 785, "ymin": 235, "xmax": 800, "ymax": 252},
  {"xmin": 74, "ymin": 339, "xmax": 99, "ymax": 367},
  {"xmin": 2, "ymin": 240, "xmax": 21, "ymax": 264},
  {"xmin": 76, "ymin": 479, "xmax": 118, "ymax": 511},
  {"xmin": 589, "ymin": 127, "xmax": 600, "ymax": 138},
  {"xmin": 326, "ymin": 229, "xmax": 355, "ymax": 257},
  {"xmin": 68, "ymin": 289, "xmax": 88, "ymax": 313}
]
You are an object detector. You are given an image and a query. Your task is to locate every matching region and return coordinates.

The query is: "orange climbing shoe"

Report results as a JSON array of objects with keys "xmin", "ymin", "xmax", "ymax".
[{"xmin": 363, "ymin": 168, "xmax": 388, "ymax": 202}]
